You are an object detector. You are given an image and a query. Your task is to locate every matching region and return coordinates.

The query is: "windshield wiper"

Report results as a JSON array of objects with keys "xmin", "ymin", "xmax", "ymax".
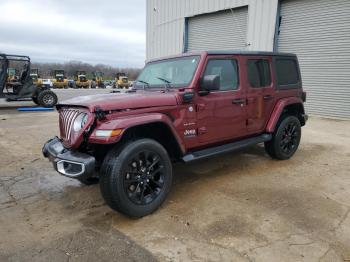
[
  {"xmin": 135, "ymin": 80, "xmax": 149, "ymax": 90},
  {"xmin": 156, "ymin": 77, "xmax": 171, "ymax": 92}
]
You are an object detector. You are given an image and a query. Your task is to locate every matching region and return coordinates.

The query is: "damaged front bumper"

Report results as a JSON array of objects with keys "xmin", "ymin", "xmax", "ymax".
[{"xmin": 42, "ymin": 137, "xmax": 96, "ymax": 179}]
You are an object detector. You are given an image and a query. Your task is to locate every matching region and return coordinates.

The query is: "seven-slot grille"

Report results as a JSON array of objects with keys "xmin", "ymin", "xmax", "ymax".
[{"xmin": 59, "ymin": 108, "xmax": 81, "ymax": 140}]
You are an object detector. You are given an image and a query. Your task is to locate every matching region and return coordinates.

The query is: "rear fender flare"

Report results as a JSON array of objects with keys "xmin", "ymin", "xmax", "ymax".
[
  {"xmin": 266, "ymin": 97, "xmax": 304, "ymax": 133},
  {"xmin": 89, "ymin": 113, "xmax": 185, "ymax": 153}
]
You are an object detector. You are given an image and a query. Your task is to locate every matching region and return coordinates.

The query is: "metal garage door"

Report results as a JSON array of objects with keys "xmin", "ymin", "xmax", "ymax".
[
  {"xmin": 186, "ymin": 7, "xmax": 248, "ymax": 52},
  {"xmin": 277, "ymin": 0, "xmax": 350, "ymax": 119}
]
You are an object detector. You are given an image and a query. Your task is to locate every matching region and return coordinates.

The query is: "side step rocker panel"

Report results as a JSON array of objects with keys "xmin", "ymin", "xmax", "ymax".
[{"xmin": 182, "ymin": 134, "xmax": 272, "ymax": 162}]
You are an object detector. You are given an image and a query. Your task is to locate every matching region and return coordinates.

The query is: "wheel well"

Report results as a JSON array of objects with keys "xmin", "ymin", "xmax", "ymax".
[
  {"xmin": 282, "ymin": 103, "xmax": 306, "ymax": 126},
  {"xmin": 120, "ymin": 122, "xmax": 183, "ymax": 160}
]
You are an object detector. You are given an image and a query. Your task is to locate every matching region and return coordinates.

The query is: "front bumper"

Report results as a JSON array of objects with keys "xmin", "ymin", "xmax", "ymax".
[{"xmin": 42, "ymin": 137, "xmax": 96, "ymax": 179}]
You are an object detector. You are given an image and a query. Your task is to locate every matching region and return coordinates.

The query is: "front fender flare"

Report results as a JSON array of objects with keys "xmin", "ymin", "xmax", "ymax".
[
  {"xmin": 266, "ymin": 97, "xmax": 304, "ymax": 133},
  {"xmin": 88, "ymin": 113, "xmax": 185, "ymax": 153}
]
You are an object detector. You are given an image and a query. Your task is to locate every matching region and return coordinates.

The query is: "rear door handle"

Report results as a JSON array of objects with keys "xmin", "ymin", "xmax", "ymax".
[
  {"xmin": 232, "ymin": 98, "xmax": 245, "ymax": 105},
  {"xmin": 263, "ymin": 95, "xmax": 274, "ymax": 100}
]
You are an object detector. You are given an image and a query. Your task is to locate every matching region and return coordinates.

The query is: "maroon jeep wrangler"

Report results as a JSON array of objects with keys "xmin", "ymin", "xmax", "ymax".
[{"xmin": 43, "ymin": 51, "xmax": 307, "ymax": 217}]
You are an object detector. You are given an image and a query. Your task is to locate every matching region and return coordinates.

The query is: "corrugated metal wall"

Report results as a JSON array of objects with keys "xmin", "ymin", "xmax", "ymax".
[
  {"xmin": 147, "ymin": 0, "xmax": 350, "ymax": 119},
  {"xmin": 277, "ymin": 0, "xmax": 350, "ymax": 119},
  {"xmin": 146, "ymin": 0, "xmax": 278, "ymax": 60},
  {"xmin": 187, "ymin": 7, "xmax": 248, "ymax": 52}
]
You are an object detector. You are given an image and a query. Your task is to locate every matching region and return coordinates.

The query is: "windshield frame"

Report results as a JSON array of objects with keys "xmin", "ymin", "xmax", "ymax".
[{"xmin": 134, "ymin": 55, "xmax": 201, "ymax": 89}]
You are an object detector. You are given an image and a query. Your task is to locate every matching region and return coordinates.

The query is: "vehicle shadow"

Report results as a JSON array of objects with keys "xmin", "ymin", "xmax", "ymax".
[{"xmin": 172, "ymin": 144, "xmax": 268, "ymax": 185}]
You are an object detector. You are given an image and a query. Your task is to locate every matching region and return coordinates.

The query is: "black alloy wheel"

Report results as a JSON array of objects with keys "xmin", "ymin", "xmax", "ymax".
[
  {"xmin": 100, "ymin": 138, "xmax": 172, "ymax": 217},
  {"xmin": 280, "ymin": 121, "xmax": 299, "ymax": 155},
  {"xmin": 265, "ymin": 115, "xmax": 301, "ymax": 160},
  {"xmin": 123, "ymin": 150, "xmax": 165, "ymax": 205}
]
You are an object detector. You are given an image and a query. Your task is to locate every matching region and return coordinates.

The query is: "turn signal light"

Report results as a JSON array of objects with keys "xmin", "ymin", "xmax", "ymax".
[{"xmin": 95, "ymin": 129, "xmax": 123, "ymax": 137}]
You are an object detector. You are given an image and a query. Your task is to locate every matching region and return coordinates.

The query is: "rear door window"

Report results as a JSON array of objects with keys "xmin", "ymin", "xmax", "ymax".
[{"xmin": 247, "ymin": 59, "xmax": 271, "ymax": 88}]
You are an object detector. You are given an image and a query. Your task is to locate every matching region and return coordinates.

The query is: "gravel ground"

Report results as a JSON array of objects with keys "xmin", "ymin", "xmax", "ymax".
[{"xmin": 0, "ymin": 109, "xmax": 349, "ymax": 262}]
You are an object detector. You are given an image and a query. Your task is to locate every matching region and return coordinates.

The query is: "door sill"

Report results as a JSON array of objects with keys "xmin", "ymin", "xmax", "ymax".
[{"xmin": 182, "ymin": 134, "xmax": 272, "ymax": 162}]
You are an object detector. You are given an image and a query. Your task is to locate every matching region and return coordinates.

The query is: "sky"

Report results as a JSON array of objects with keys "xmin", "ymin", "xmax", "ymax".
[{"xmin": 0, "ymin": 0, "xmax": 146, "ymax": 67}]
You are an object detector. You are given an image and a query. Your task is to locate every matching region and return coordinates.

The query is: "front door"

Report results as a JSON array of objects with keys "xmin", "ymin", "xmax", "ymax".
[{"xmin": 196, "ymin": 56, "xmax": 246, "ymax": 144}]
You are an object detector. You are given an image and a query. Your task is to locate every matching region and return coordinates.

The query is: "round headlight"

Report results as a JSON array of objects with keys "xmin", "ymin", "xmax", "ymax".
[{"xmin": 73, "ymin": 113, "xmax": 88, "ymax": 132}]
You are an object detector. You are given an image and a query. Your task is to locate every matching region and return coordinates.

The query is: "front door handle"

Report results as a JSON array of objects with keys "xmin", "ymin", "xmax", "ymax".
[
  {"xmin": 232, "ymin": 98, "xmax": 245, "ymax": 105},
  {"xmin": 263, "ymin": 95, "xmax": 274, "ymax": 100},
  {"xmin": 198, "ymin": 127, "xmax": 207, "ymax": 135}
]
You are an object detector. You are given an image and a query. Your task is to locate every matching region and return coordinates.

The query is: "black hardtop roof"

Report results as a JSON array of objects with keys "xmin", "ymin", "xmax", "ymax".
[
  {"xmin": 206, "ymin": 50, "xmax": 296, "ymax": 57},
  {"xmin": 147, "ymin": 50, "xmax": 297, "ymax": 63}
]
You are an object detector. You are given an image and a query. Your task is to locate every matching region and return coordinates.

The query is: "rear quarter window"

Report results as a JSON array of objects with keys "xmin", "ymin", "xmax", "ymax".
[{"xmin": 274, "ymin": 57, "xmax": 301, "ymax": 89}]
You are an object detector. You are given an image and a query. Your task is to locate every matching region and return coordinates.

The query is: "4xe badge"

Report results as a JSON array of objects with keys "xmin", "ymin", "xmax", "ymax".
[{"xmin": 184, "ymin": 129, "xmax": 196, "ymax": 138}]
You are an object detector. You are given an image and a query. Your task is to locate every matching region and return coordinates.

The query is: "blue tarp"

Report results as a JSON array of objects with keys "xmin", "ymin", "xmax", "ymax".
[{"xmin": 17, "ymin": 107, "xmax": 54, "ymax": 112}]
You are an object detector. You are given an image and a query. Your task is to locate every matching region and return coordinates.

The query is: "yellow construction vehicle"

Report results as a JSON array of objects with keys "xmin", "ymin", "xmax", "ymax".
[
  {"xmin": 92, "ymin": 71, "xmax": 104, "ymax": 88},
  {"xmin": 51, "ymin": 70, "xmax": 68, "ymax": 88},
  {"xmin": 6, "ymin": 68, "xmax": 18, "ymax": 84},
  {"xmin": 30, "ymin": 69, "xmax": 43, "ymax": 87},
  {"xmin": 74, "ymin": 71, "xmax": 89, "ymax": 88},
  {"xmin": 113, "ymin": 72, "xmax": 129, "ymax": 89}
]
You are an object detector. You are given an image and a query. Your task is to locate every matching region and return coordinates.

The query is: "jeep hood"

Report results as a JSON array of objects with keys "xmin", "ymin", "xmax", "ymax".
[{"xmin": 57, "ymin": 92, "xmax": 179, "ymax": 112}]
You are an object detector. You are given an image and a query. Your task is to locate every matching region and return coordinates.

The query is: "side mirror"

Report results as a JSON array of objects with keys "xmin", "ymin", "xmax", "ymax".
[{"xmin": 199, "ymin": 75, "xmax": 220, "ymax": 95}]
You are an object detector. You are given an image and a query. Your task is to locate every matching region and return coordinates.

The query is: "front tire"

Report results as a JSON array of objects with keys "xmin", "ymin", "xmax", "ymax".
[
  {"xmin": 265, "ymin": 115, "xmax": 301, "ymax": 160},
  {"xmin": 100, "ymin": 139, "xmax": 173, "ymax": 217}
]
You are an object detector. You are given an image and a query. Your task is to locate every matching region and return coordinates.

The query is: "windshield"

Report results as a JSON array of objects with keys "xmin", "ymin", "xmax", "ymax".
[{"xmin": 135, "ymin": 56, "xmax": 200, "ymax": 88}]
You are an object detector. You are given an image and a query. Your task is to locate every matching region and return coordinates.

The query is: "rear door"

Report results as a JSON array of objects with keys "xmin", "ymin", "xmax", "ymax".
[
  {"xmin": 244, "ymin": 56, "xmax": 275, "ymax": 133},
  {"xmin": 196, "ymin": 55, "xmax": 246, "ymax": 144}
]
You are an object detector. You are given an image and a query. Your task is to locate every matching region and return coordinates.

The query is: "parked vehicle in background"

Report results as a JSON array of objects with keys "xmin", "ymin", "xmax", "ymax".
[
  {"xmin": 43, "ymin": 51, "xmax": 307, "ymax": 217},
  {"xmin": 67, "ymin": 80, "xmax": 75, "ymax": 88},
  {"xmin": 113, "ymin": 72, "xmax": 129, "ymax": 89},
  {"xmin": 52, "ymin": 70, "xmax": 68, "ymax": 89},
  {"xmin": 6, "ymin": 68, "xmax": 18, "ymax": 85},
  {"xmin": 73, "ymin": 71, "xmax": 90, "ymax": 89},
  {"xmin": 41, "ymin": 79, "xmax": 53, "ymax": 88},
  {"xmin": 92, "ymin": 71, "xmax": 105, "ymax": 88},
  {"xmin": 103, "ymin": 80, "xmax": 113, "ymax": 88},
  {"xmin": 30, "ymin": 69, "xmax": 43, "ymax": 87},
  {"xmin": 0, "ymin": 54, "xmax": 57, "ymax": 107}
]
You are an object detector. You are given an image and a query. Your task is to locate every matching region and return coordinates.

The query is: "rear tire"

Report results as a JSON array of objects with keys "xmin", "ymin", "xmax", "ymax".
[
  {"xmin": 37, "ymin": 90, "xmax": 58, "ymax": 108},
  {"xmin": 265, "ymin": 115, "xmax": 301, "ymax": 160},
  {"xmin": 100, "ymin": 139, "xmax": 173, "ymax": 217}
]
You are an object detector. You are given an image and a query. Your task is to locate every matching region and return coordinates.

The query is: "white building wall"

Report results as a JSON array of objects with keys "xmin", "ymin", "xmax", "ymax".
[{"xmin": 146, "ymin": 0, "xmax": 279, "ymax": 60}]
